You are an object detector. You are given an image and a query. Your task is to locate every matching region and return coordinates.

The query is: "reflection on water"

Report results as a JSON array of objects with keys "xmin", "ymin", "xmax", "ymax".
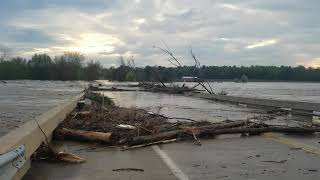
[
  {"xmin": 103, "ymin": 91, "xmax": 266, "ymax": 122},
  {"xmin": 101, "ymin": 81, "xmax": 314, "ymax": 127},
  {"xmin": 178, "ymin": 82, "xmax": 320, "ymax": 103},
  {"xmin": 99, "ymin": 81, "xmax": 320, "ymax": 103}
]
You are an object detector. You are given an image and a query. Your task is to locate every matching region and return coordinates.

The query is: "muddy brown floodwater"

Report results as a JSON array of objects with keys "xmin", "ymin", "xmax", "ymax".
[{"xmin": 0, "ymin": 80, "xmax": 85, "ymax": 137}]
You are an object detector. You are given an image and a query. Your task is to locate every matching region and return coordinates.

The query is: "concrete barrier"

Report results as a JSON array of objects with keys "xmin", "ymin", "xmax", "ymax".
[
  {"xmin": 0, "ymin": 93, "xmax": 84, "ymax": 180},
  {"xmin": 188, "ymin": 93, "xmax": 320, "ymax": 113}
]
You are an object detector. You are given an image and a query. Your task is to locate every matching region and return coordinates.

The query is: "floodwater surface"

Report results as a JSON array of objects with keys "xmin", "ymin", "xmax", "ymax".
[
  {"xmin": 1, "ymin": 80, "xmax": 318, "ymax": 136},
  {"xmin": 99, "ymin": 81, "xmax": 320, "ymax": 103},
  {"xmin": 177, "ymin": 81, "xmax": 320, "ymax": 103},
  {"xmin": 100, "ymin": 81, "xmax": 314, "ymax": 127},
  {"xmin": 0, "ymin": 81, "xmax": 85, "ymax": 136}
]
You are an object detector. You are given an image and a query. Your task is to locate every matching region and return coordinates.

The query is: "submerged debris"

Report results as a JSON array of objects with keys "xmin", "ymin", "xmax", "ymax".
[
  {"xmin": 32, "ymin": 143, "xmax": 85, "ymax": 163},
  {"xmin": 53, "ymin": 91, "xmax": 320, "ymax": 150},
  {"xmin": 138, "ymin": 82, "xmax": 202, "ymax": 94}
]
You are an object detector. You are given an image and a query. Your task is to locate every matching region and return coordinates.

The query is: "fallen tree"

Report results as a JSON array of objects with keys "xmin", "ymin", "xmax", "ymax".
[
  {"xmin": 136, "ymin": 44, "xmax": 214, "ymax": 94},
  {"xmin": 207, "ymin": 126, "xmax": 320, "ymax": 136},
  {"xmin": 138, "ymin": 82, "xmax": 203, "ymax": 94},
  {"xmin": 124, "ymin": 125, "xmax": 320, "ymax": 147},
  {"xmin": 125, "ymin": 120, "xmax": 249, "ymax": 146}
]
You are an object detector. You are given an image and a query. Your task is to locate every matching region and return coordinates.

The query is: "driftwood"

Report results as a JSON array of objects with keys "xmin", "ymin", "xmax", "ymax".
[
  {"xmin": 190, "ymin": 129, "xmax": 201, "ymax": 145},
  {"xmin": 126, "ymin": 120, "xmax": 248, "ymax": 146},
  {"xmin": 93, "ymin": 87, "xmax": 146, "ymax": 92},
  {"xmin": 122, "ymin": 138, "xmax": 177, "ymax": 151},
  {"xmin": 56, "ymin": 152, "xmax": 85, "ymax": 163},
  {"xmin": 55, "ymin": 128, "xmax": 112, "ymax": 143},
  {"xmin": 138, "ymin": 82, "xmax": 204, "ymax": 94},
  {"xmin": 125, "ymin": 123, "xmax": 320, "ymax": 147},
  {"xmin": 205, "ymin": 126, "xmax": 320, "ymax": 136}
]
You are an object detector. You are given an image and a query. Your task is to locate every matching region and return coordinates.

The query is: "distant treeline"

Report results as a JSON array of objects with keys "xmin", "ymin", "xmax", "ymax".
[
  {"xmin": 0, "ymin": 52, "xmax": 102, "ymax": 80},
  {"xmin": 1, "ymin": 53, "xmax": 320, "ymax": 81},
  {"xmin": 106, "ymin": 65, "xmax": 320, "ymax": 82}
]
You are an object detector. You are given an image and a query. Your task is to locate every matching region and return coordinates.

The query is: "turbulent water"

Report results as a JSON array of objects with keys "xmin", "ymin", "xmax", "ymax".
[{"xmin": 0, "ymin": 81, "xmax": 85, "ymax": 136}]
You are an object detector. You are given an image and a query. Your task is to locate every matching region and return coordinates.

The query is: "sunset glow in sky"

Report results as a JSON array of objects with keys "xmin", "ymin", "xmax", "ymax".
[{"xmin": 0, "ymin": 0, "xmax": 319, "ymax": 67}]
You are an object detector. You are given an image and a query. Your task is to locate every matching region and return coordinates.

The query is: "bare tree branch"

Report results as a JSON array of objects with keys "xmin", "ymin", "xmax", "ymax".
[
  {"xmin": 119, "ymin": 56, "xmax": 125, "ymax": 66},
  {"xmin": 154, "ymin": 45, "xmax": 182, "ymax": 67},
  {"xmin": 190, "ymin": 47, "xmax": 214, "ymax": 94}
]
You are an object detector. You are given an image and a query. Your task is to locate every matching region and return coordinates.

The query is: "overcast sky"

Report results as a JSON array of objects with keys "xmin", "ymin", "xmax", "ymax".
[{"xmin": 0, "ymin": 0, "xmax": 319, "ymax": 67}]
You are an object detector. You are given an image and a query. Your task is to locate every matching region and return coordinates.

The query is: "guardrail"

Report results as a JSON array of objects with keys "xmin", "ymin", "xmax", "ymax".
[
  {"xmin": 0, "ymin": 145, "xmax": 26, "ymax": 180},
  {"xmin": 0, "ymin": 93, "xmax": 84, "ymax": 180}
]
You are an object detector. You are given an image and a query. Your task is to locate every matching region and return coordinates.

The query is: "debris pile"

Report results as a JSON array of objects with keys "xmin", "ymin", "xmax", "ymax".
[
  {"xmin": 90, "ymin": 82, "xmax": 204, "ymax": 94},
  {"xmin": 137, "ymin": 82, "xmax": 202, "ymax": 94},
  {"xmin": 53, "ymin": 91, "xmax": 320, "ymax": 150}
]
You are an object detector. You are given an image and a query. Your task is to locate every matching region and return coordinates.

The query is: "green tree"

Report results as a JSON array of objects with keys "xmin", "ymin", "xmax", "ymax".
[
  {"xmin": 54, "ymin": 52, "xmax": 84, "ymax": 80},
  {"xmin": 125, "ymin": 71, "xmax": 136, "ymax": 81},
  {"xmin": 84, "ymin": 60, "xmax": 103, "ymax": 81},
  {"xmin": 28, "ymin": 54, "xmax": 53, "ymax": 80}
]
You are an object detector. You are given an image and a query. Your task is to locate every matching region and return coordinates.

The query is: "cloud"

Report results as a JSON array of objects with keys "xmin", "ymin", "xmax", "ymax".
[
  {"xmin": 297, "ymin": 57, "xmax": 320, "ymax": 68},
  {"xmin": 246, "ymin": 39, "xmax": 279, "ymax": 49},
  {"xmin": 0, "ymin": 0, "xmax": 319, "ymax": 67}
]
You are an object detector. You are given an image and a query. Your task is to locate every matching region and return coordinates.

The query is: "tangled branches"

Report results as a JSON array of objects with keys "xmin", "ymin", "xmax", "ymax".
[{"xmin": 153, "ymin": 43, "xmax": 214, "ymax": 94}]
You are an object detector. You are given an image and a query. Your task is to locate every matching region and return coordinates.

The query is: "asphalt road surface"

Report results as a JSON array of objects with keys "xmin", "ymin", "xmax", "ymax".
[{"xmin": 24, "ymin": 133, "xmax": 320, "ymax": 180}]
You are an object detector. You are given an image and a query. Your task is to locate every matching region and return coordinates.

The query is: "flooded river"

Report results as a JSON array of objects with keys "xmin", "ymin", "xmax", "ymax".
[
  {"xmin": 100, "ymin": 81, "xmax": 315, "ymax": 127},
  {"xmin": 100, "ymin": 81, "xmax": 320, "ymax": 103},
  {"xmin": 177, "ymin": 82, "xmax": 320, "ymax": 103},
  {"xmin": 1, "ymin": 80, "xmax": 318, "ymax": 137},
  {"xmin": 0, "ymin": 81, "xmax": 85, "ymax": 136}
]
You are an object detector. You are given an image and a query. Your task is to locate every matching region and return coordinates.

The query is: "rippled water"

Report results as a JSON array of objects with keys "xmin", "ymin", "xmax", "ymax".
[
  {"xmin": 179, "ymin": 82, "xmax": 320, "ymax": 103},
  {"xmin": 98, "ymin": 81, "xmax": 320, "ymax": 103},
  {"xmin": 103, "ymin": 91, "xmax": 264, "ymax": 122},
  {"xmin": 0, "ymin": 81, "xmax": 85, "ymax": 136},
  {"xmin": 100, "ymin": 81, "xmax": 315, "ymax": 127}
]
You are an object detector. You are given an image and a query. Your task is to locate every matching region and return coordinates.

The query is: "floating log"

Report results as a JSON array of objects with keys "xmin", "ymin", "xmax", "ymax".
[{"xmin": 55, "ymin": 128, "xmax": 112, "ymax": 143}]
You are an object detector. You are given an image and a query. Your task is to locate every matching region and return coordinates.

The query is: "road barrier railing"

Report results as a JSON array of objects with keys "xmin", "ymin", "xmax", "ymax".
[{"xmin": 0, "ymin": 93, "xmax": 84, "ymax": 180}]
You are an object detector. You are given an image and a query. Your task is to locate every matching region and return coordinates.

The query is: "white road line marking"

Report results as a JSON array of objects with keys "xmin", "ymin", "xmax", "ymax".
[{"xmin": 152, "ymin": 145, "xmax": 190, "ymax": 180}]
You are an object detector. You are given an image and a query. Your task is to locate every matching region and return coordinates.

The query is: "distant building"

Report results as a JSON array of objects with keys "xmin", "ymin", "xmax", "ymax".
[{"xmin": 182, "ymin": 76, "xmax": 198, "ymax": 82}]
